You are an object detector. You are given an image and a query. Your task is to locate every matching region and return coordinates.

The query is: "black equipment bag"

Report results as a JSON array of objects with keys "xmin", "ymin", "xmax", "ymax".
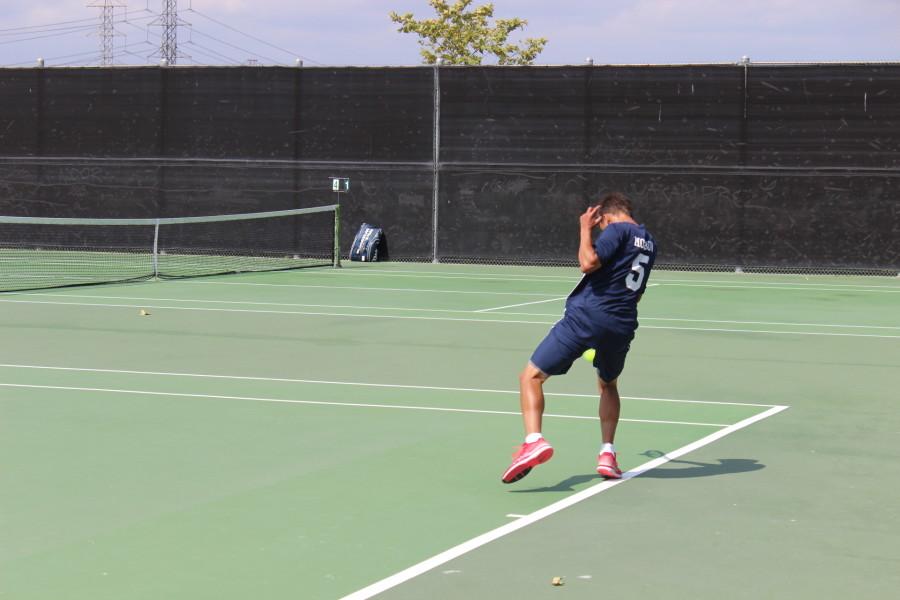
[{"xmin": 349, "ymin": 223, "xmax": 383, "ymax": 262}]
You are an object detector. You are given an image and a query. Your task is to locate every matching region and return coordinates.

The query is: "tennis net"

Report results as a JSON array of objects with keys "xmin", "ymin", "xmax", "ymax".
[{"xmin": 0, "ymin": 205, "xmax": 340, "ymax": 292}]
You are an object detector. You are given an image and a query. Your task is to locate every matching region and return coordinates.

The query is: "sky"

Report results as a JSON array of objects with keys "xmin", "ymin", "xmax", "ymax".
[{"xmin": 2, "ymin": 0, "xmax": 899, "ymax": 68}]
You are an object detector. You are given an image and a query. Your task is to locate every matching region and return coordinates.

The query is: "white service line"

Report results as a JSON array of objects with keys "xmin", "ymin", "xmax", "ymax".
[
  {"xmin": 652, "ymin": 277, "xmax": 900, "ymax": 289},
  {"xmin": 22, "ymin": 293, "xmax": 900, "ymax": 331},
  {"xmin": 0, "ymin": 383, "xmax": 728, "ymax": 427},
  {"xmin": 2, "ymin": 298, "xmax": 897, "ymax": 338},
  {"xmin": 339, "ymin": 404, "xmax": 790, "ymax": 600},
  {"xmin": 285, "ymin": 266, "xmax": 900, "ymax": 292},
  {"xmin": 475, "ymin": 296, "xmax": 567, "ymax": 313},
  {"xmin": 182, "ymin": 281, "xmax": 564, "ymax": 297},
  {"xmin": 655, "ymin": 282, "xmax": 900, "ymax": 293},
  {"xmin": 0, "ymin": 298, "xmax": 556, "ymax": 325},
  {"xmin": 21, "ymin": 293, "xmax": 478, "ymax": 314},
  {"xmin": 286, "ymin": 267, "xmax": 900, "ymax": 290},
  {"xmin": 642, "ymin": 317, "xmax": 900, "ymax": 330},
  {"xmin": 641, "ymin": 325, "xmax": 900, "ymax": 339},
  {"xmin": 459, "ymin": 310, "xmax": 900, "ymax": 330},
  {"xmin": 0, "ymin": 363, "xmax": 774, "ymax": 407},
  {"xmin": 193, "ymin": 276, "xmax": 900, "ymax": 294},
  {"xmin": 289, "ymin": 267, "xmax": 577, "ymax": 283}
]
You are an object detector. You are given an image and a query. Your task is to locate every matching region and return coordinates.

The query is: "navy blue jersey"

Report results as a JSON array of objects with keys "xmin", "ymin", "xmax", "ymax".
[{"xmin": 565, "ymin": 222, "xmax": 657, "ymax": 329}]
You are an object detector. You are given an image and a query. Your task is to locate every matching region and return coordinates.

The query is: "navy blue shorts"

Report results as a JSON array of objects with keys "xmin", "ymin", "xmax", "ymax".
[{"xmin": 530, "ymin": 312, "xmax": 634, "ymax": 382}]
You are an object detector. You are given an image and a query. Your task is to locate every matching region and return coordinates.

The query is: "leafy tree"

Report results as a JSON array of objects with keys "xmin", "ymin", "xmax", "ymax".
[{"xmin": 390, "ymin": 0, "xmax": 547, "ymax": 65}]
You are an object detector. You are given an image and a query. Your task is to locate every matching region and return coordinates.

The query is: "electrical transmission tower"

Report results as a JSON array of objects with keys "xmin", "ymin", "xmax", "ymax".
[
  {"xmin": 88, "ymin": 1, "xmax": 125, "ymax": 66},
  {"xmin": 150, "ymin": 0, "xmax": 189, "ymax": 65}
]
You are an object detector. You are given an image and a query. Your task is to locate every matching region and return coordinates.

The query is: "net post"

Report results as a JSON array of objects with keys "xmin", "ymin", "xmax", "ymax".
[
  {"xmin": 332, "ymin": 204, "xmax": 342, "ymax": 268},
  {"xmin": 152, "ymin": 219, "xmax": 160, "ymax": 278}
]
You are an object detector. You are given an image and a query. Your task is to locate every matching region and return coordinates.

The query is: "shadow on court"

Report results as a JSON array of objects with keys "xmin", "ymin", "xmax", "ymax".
[
  {"xmin": 638, "ymin": 457, "xmax": 765, "ymax": 478},
  {"xmin": 511, "ymin": 457, "xmax": 765, "ymax": 492}
]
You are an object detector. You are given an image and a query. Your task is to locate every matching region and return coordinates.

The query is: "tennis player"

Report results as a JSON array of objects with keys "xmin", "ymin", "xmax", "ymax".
[{"xmin": 501, "ymin": 192, "xmax": 657, "ymax": 483}]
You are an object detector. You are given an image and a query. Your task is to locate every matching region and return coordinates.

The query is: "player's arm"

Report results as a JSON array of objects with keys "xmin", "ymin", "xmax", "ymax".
[{"xmin": 578, "ymin": 206, "xmax": 602, "ymax": 273}]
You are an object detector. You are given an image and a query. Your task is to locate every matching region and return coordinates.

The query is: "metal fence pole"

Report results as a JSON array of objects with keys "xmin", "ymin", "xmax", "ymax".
[{"xmin": 431, "ymin": 61, "xmax": 441, "ymax": 263}]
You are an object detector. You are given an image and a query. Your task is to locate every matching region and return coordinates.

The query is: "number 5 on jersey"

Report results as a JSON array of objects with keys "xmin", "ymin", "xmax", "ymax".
[{"xmin": 626, "ymin": 253, "xmax": 651, "ymax": 291}]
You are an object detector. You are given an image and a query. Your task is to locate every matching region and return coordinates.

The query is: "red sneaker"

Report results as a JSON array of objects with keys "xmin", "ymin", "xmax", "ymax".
[
  {"xmin": 501, "ymin": 438, "xmax": 554, "ymax": 484},
  {"xmin": 596, "ymin": 451, "xmax": 622, "ymax": 479}
]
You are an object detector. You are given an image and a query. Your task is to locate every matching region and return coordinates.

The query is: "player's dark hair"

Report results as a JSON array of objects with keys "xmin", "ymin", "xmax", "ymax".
[{"xmin": 597, "ymin": 192, "xmax": 633, "ymax": 216}]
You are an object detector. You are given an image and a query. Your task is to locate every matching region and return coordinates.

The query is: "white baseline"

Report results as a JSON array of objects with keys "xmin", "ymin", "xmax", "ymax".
[{"xmin": 339, "ymin": 404, "xmax": 789, "ymax": 600}]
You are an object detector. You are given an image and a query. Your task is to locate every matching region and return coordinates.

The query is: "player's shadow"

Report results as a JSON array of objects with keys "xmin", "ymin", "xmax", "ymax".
[
  {"xmin": 638, "ymin": 457, "xmax": 765, "ymax": 479},
  {"xmin": 510, "ymin": 456, "xmax": 765, "ymax": 493},
  {"xmin": 509, "ymin": 474, "xmax": 597, "ymax": 493}
]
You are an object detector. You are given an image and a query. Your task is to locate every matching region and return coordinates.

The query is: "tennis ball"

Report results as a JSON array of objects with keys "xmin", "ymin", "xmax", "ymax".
[
  {"xmin": 582, "ymin": 348, "xmax": 595, "ymax": 362},
  {"xmin": 139, "ymin": 309, "xmax": 150, "ymax": 316}
]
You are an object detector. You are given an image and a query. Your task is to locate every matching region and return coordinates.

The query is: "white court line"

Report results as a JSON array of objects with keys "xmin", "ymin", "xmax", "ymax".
[
  {"xmin": 288, "ymin": 267, "xmax": 900, "ymax": 290},
  {"xmin": 655, "ymin": 282, "xmax": 900, "ymax": 293},
  {"xmin": 469, "ymin": 311, "xmax": 900, "ymax": 330},
  {"xmin": 652, "ymin": 277, "xmax": 900, "ymax": 289},
  {"xmin": 0, "ymin": 383, "xmax": 728, "ymax": 427},
  {"xmin": 340, "ymin": 404, "xmax": 790, "ymax": 600},
  {"xmin": 285, "ymin": 266, "xmax": 900, "ymax": 291},
  {"xmin": 21, "ymin": 293, "xmax": 476, "ymax": 314},
  {"xmin": 641, "ymin": 325, "xmax": 900, "ymax": 339},
  {"xmin": 2, "ymin": 298, "xmax": 898, "ymax": 338},
  {"xmin": 21, "ymin": 293, "xmax": 899, "ymax": 331},
  {"xmin": 0, "ymin": 298, "xmax": 556, "ymax": 325},
  {"xmin": 181, "ymin": 281, "xmax": 562, "ymax": 297},
  {"xmin": 0, "ymin": 363, "xmax": 775, "ymax": 408},
  {"xmin": 645, "ymin": 317, "xmax": 900, "ymax": 330},
  {"xmin": 186, "ymin": 278, "xmax": 900, "ymax": 295},
  {"xmin": 475, "ymin": 296, "xmax": 567, "ymax": 313},
  {"xmin": 291, "ymin": 268, "xmax": 576, "ymax": 283}
]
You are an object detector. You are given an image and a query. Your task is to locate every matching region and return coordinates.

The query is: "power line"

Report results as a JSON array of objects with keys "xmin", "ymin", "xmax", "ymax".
[
  {"xmin": 0, "ymin": 16, "xmax": 100, "ymax": 34},
  {"xmin": 57, "ymin": 54, "xmax": 104, "ymax": 67},
  {"xmin": 2, "ymin": 3, "xmax": 319, "ymax": 67},
  {"xmin": 118, "ymin": 42, "xmax": 158, "ymax": 65},
  {"xmin": 32, "ymin": 41, "xmax": 152, "ymax": 67},
  {"xmin": 119, "ymin": 12, "xmax": 158, "ymax": 41},
  {"xmin": 189, "ymin": 29, "xmax": 285, "ymax": 65},
  {"xmin": 3, "ymin": 48, "xmax": 100, "ymax": 67},
  {"xmin": 0, "ymin": 11, "xmax": 158, "ymax": 66},
  {"xmin": 185, "ymin": 6, "xmax": 321, "ymax": 65},
  {"xmin": 0, "ymin": 5, "xmax": 151, "ymax": 38},
  {"xmin": 0, "ymin": 25, "xmax": 96, "ymax": 46},
  {"xmin": 0, "ymin": 22, "xmax": 107, "ymax": 37},
  {"xmin": 183, "ymin": 40, "xmax": 241, "ymax": 65}
]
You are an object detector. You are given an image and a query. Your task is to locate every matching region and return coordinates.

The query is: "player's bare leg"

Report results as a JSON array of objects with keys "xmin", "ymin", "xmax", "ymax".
[
  {"xmin": 500, "ymin": 363, "xmax": 554, "ymax": 483},
  {"xmin": 596, "ymin": 377, "xmax": 623, "ymax": 478},
  {"xmin": 519, "ymin": 362, "xmax": 549, "ymax": 434},
  {"xmin": 598, "ymin": 377, "xmax": 620, "ymax": 443}
]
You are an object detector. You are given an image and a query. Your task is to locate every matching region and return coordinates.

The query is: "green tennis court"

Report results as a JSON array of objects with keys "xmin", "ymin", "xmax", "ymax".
[{"xmin": 1, "ymin": 263, "xmax": 898, "ymax": 599}]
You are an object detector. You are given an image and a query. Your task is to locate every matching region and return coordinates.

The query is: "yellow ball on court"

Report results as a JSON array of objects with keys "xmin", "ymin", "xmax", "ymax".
[{"xmin": 582, "ymin": 348, "xmax": 596, "ymax": 362}]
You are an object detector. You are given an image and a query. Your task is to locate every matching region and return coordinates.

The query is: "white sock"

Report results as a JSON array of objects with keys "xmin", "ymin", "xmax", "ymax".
[
  {"xmin": 601, "ymin": 442, "xmax": 615, "ymax": 455},
  {"xmin": 525, "ymin": 433, "xmax": 544, "ymax": 444}
]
